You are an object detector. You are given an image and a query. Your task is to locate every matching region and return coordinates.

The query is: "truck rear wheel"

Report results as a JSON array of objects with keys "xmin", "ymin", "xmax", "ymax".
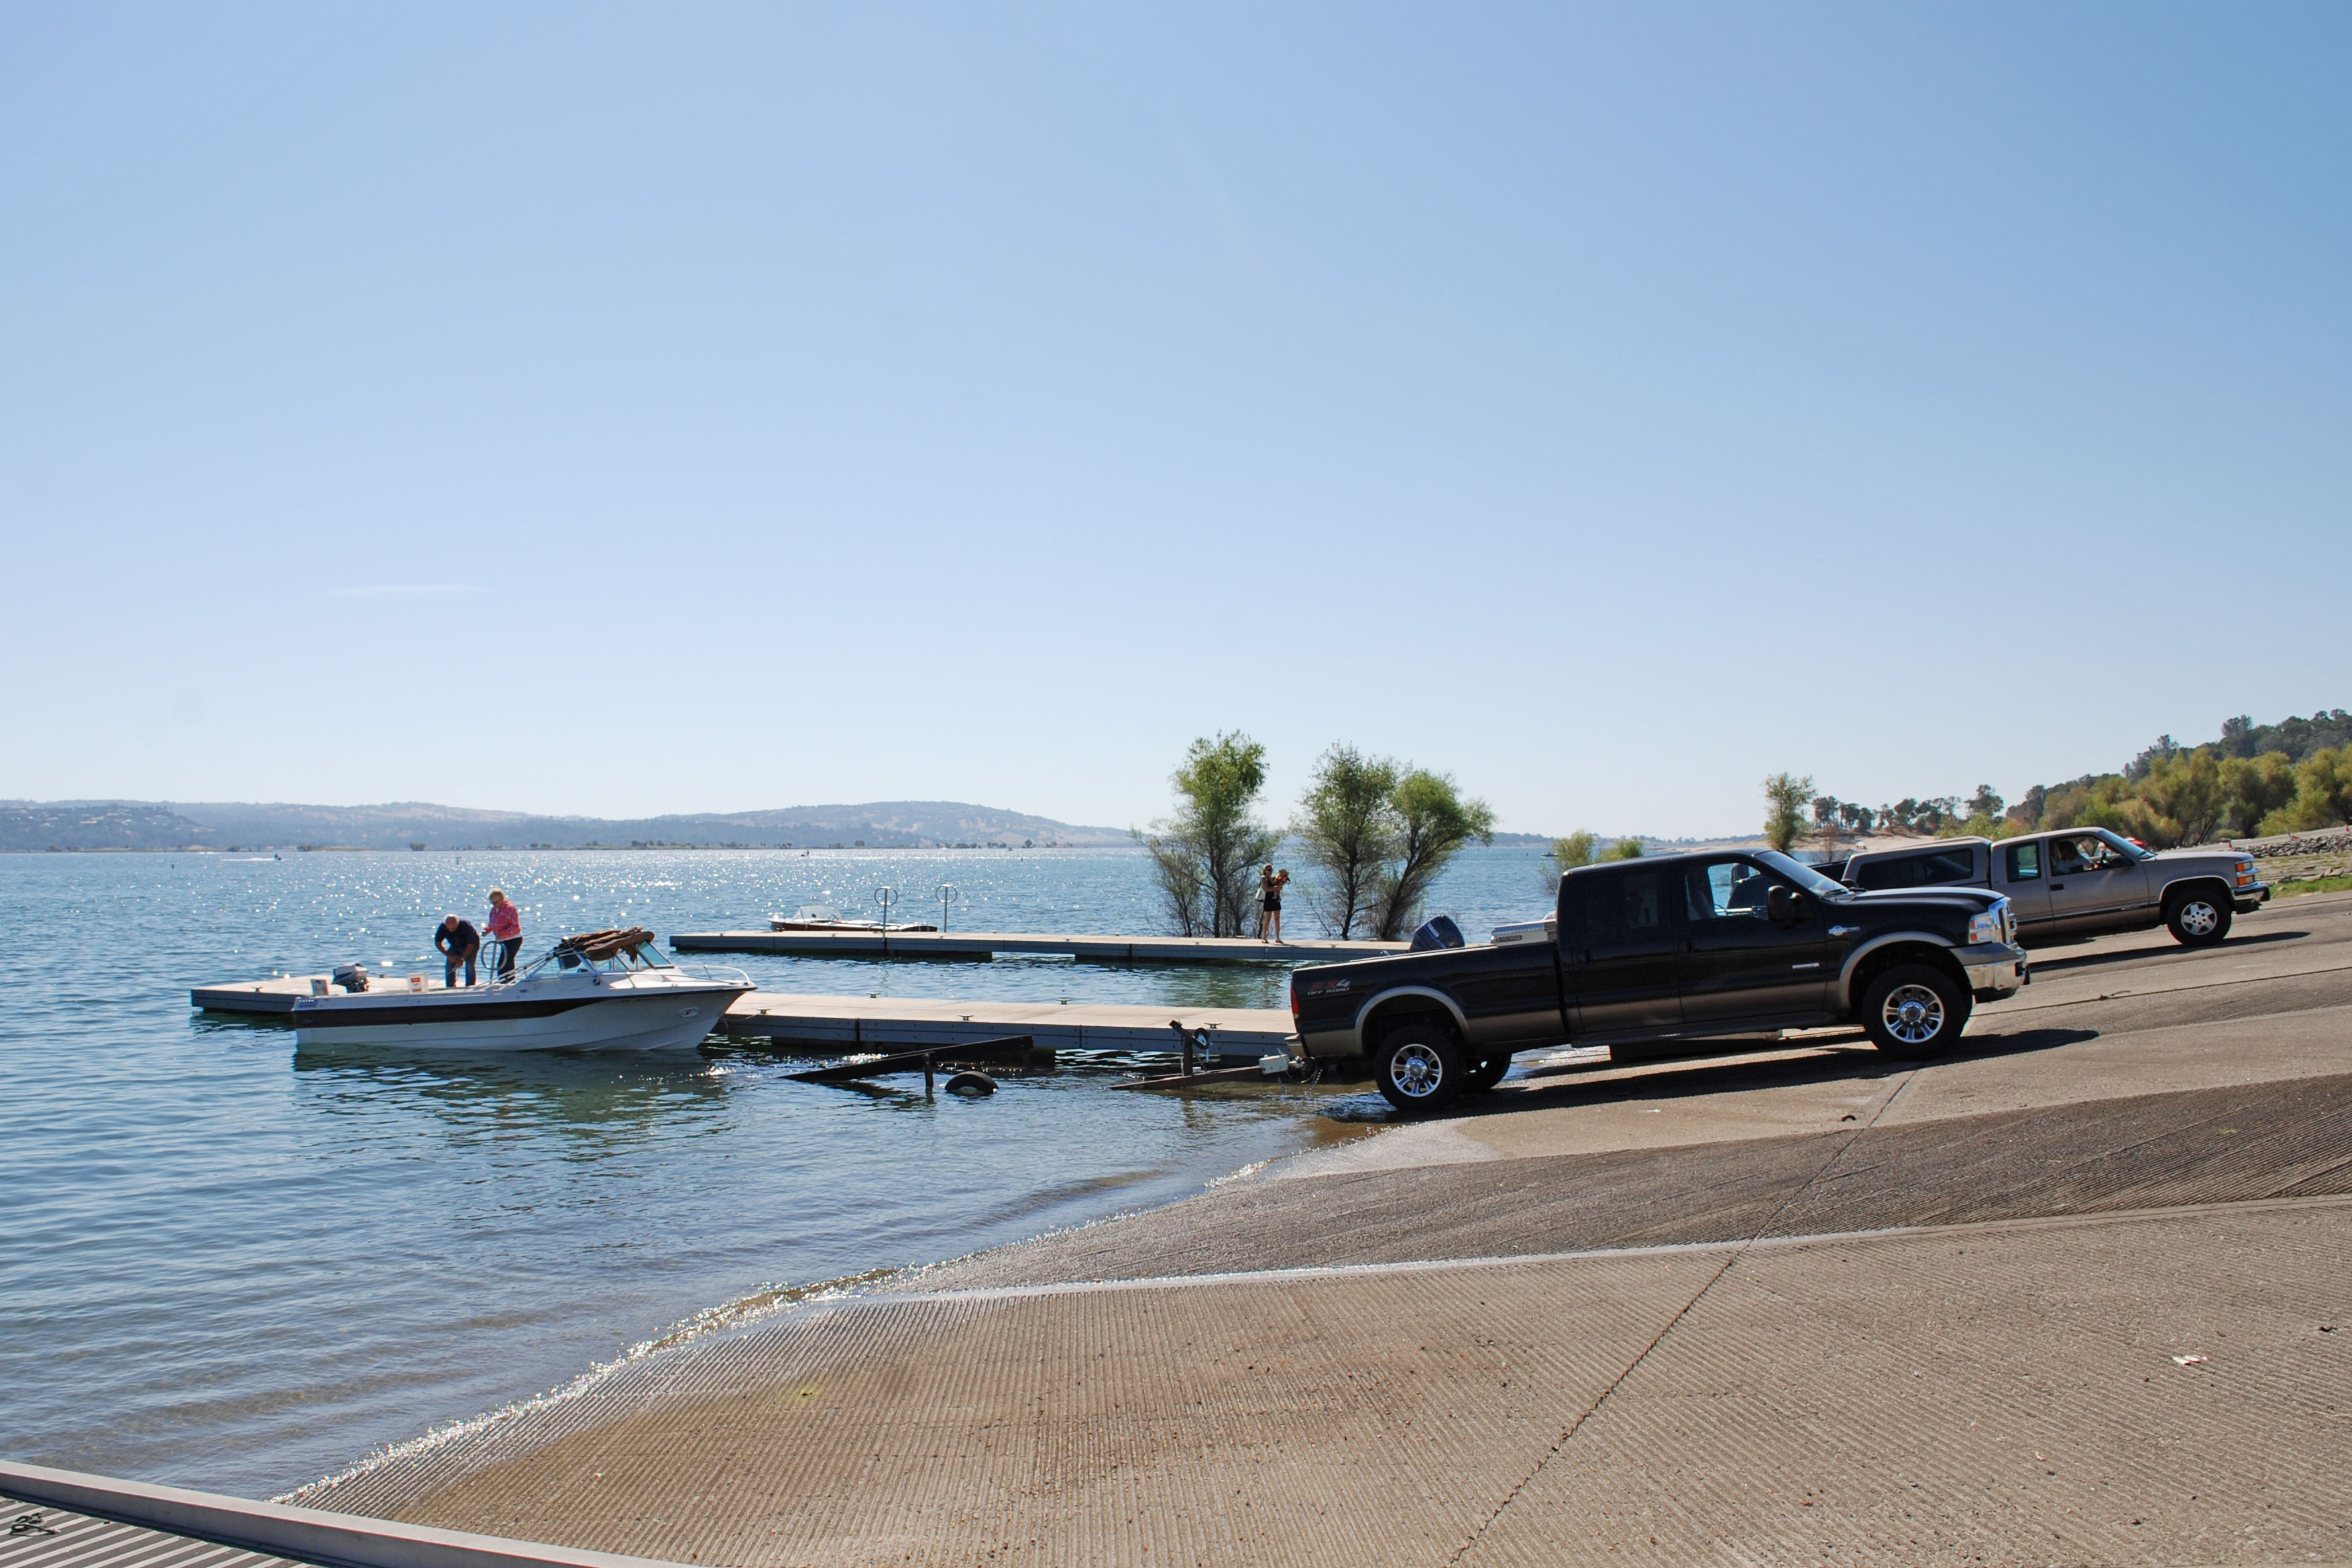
[
  {"xmin": 2166, "ymin": 890, "xmax": 2232, "ymax": 947},
  {"xmin": 1860, "ymin": 964, "xmax": 1969, "ymax": 1060},
  {"xmin": 1374, "ymin": 1023, "xmax": 1466, "ymax": 1114}
]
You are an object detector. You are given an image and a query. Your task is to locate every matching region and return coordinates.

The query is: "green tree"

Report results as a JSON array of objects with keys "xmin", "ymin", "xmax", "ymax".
[
  {"xmin": 1552, "ymin": 831, "xmax": 1599, "ymax": 869},
  {"xmin": 2109, "ymin": 749, "xmax": 2227, "ymax": 848},
  {"xmin": 1762, "ymin": 772, "xmax": 1815, "ymax": 853},
  {"xmin": 2261, "ymin": 746, "xmax": 2352, "ymax": 833},
  {"xmin": 1601, "ymin": 836, "xmax": 1646, "ymax": 860},
  {"xmin": 1539, "ymin": 830, "xmax": 1600, "ymax": 894},
  {"xmin": 2222, "ymin": 753, "xmax": 2298, "ymax": 837},
  {"xmin": 1292, "ymin": 744, "xmax": 1402, "ymax": 938},
  {"xmin": 1135, "ymin": 732, "xmax": 1280, "ymax": 936},
  {"xmin": 1940, "ymin": 810, "xmax": 2021, "ymax": 841},
  {"xmin": 1370, "ymin": 769, "xmax": 1497, "ymax": 940}
]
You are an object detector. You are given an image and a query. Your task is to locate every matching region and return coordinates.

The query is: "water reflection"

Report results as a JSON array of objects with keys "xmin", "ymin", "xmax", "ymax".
[{"xmin": 290, "ymin": 1046, "xmax": 734, "ymax": 1146}]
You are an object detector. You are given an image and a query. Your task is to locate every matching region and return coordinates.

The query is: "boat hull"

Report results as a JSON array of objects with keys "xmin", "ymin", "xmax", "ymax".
[{"xmin": 292, "ymin": 981, "xmax": 751, "ymax": 1052}]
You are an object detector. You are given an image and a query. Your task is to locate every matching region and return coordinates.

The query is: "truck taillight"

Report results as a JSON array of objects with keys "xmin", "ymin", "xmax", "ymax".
[{"xmin": 1290, "ymin": 987, "xmax": 1300, "ymax": 1017}]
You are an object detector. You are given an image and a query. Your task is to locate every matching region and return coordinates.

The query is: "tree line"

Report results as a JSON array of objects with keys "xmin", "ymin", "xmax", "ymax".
[
  {"xmin": 1777, "ymin": 708, "xmax": 2352, "ymax": 852},
  {"xmin": 1134, "ymin": 734, "xmax": 1496, "ymax": 940}
]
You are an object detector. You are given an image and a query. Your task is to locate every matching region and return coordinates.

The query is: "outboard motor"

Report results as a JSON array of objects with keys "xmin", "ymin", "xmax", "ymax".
[
  {"xmin": 332, "ymin": 963, "xmax": 370, "ymax": 993},
  {"xmin": 1408, "ymin": 915, "xmax": 1466, "ymax": 952}
]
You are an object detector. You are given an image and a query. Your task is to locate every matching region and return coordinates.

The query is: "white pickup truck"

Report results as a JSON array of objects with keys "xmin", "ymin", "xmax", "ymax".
[{"xmin": 1834, "ymin": 828, "xmax": 2267, "ymax": 948}]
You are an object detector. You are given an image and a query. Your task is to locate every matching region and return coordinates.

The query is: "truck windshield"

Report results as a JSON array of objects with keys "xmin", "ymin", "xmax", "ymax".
[
  {"xmin": 2089, "ymin": 828, "xmax": 2155, "ymax": 862},
  {"xmin": 1754, "ymin": 850, "xmax": 1850, "ymax": 899}
]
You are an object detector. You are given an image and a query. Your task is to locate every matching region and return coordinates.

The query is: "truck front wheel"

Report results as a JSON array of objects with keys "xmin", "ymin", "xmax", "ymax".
[
  {"xmin": 1374, "ymin": 1024, "xmax": 1466, "ymax": 1114},
  {"xmin": 1860, "ymin": 964, "xmax": 1970, "ymax": 1060},
  {"xmin": 2166, "ymin": 890, "xmax": 2232, "ymax": 947}
]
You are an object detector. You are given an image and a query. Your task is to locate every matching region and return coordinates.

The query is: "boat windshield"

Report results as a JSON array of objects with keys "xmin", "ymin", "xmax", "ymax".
[{"xmin": 514, "ymin": 928, "xmax": 674, "ymax": 979}]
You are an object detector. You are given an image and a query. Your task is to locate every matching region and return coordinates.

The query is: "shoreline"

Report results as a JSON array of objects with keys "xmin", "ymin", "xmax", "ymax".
[
  {"xmin": 286, "ymin": 1081, "xmax": 1391, "ymax": 1504},
  {"xmin": 296, "ymin": 895, "xmax": 2352, "ymax": 1563}
]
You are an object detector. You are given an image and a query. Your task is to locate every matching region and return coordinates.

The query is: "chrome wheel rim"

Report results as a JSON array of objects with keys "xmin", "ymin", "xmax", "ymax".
[
  {"xmin": 1390, "ymin": 1042, "xmax": 1447, "ymax": 1099},
  {"xmin": 1882, "ymin": 984, "xmax": 1945, "ymax": 1046},
  {"xmin": 2178, "ymin": 900, "xmax": 2221, "ymax": 936}
]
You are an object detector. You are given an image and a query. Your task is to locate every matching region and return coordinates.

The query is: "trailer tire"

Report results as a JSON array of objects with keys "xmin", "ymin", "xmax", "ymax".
[
  {"xmin": 1374, "ymin": 1023, "xmax": 1467, "ymax": 1114},
  {"xmin": 1462, "ymin": 1053, "xmax": 1513, "ymax": 1095}
]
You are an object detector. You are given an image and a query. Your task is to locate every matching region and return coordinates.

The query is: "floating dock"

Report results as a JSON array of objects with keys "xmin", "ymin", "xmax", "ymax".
[
  {"xmin": 720, "ymin": 991, "xmax": 1288, "ymax": 1060},
  {"xmin": 668, "ymin": 928, "xmax": 1406, "ymax": 963},
  {"xmin": 191, "ymin": 976, "xmax": 1292, "ymax": 1062}
]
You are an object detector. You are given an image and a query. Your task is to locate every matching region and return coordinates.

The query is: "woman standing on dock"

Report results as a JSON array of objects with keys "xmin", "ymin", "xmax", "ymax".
[
  {"xmin": 1258, "ymin": 864, "xmax": 1290, "ymax": 942},
  {"xmin": 485, "ymin": 889, "xmax": 523, "ymax": 979}
]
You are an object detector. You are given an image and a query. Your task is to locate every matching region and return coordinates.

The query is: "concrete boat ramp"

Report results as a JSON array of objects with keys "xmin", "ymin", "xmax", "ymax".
[
  {"xmin": 669, "ymin": 928, "xmax": 1405, "ymax": 962},
  {"xmin": 192, "ymin": 975, "xmax": 1292, "ymax": 1060}
]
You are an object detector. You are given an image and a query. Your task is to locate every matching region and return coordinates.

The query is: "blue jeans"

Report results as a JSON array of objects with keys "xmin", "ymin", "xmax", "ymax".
[
  {"xmin": 445, "ymin": 954, "xmax": 477, "ymax": 988},
  {"xmin": 492, "ymin": 939, "xmax": 519, "ymax": 979}
]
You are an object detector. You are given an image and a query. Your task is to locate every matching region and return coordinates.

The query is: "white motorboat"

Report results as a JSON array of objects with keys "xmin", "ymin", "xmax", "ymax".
[
  {"xmin": 768, "ymin": 904, "xmax": 938, "ymax": 933},
  {"xmin": 293, "ymin": 928, "xmax": 754, "ymax": 1052}
]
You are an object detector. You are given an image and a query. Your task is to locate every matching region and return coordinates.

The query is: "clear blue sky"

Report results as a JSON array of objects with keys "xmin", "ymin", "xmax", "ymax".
[{"xmin": 4, "ymin": 3, "xmax": 2346, "ymax": 836}]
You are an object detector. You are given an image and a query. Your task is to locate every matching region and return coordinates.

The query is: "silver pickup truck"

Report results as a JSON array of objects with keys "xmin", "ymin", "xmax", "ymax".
[{"xmin": 1836, "ymin": 828, "xmax": 2267, "ymax": 947}]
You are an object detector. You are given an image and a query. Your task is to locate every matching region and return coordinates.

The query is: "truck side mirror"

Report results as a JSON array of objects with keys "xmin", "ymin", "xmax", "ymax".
[{"xmin": 1767, "ymin": 885, "xmax": 1801, "ymax": 923}]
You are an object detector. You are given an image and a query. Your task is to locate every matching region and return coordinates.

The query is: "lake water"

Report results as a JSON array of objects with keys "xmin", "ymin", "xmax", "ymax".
[{"xmin": 0, "ymin": 844, "xmax": 1555, "ymax": 1499}]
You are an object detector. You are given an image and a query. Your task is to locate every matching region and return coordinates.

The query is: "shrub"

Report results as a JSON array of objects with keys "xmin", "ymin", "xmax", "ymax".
[
  {"xmin": 1292, "ymin": 745, "xmax": 1400, "ymax": 940},
  {"xmin": 1762, "ymin": 773, "xmax": 1814, "ymax": 853},
  {"xmin": 1136, "ymin": 733, "xmax": 1280, "ymax": 936},
  {"xmin": 2259, "ymin": 746, "xmax": 2352, "ymax": 834},
  {"xmin": 1369, "ymin": 770, "xmax": 1496, "ymax": 941}
]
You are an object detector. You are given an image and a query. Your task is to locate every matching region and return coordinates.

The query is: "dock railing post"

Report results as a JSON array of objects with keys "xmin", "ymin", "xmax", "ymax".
[
  {"xmin": 1172, "ymin": 1019, "xmax": 1194, "ymax": 1077},
  {"xmin": 875, "ymin": 885, "xmax": 897, "ymax": 957},
  {"xmin": 938, "ymin": 883, "xmax": 956, "ymax": 932}
]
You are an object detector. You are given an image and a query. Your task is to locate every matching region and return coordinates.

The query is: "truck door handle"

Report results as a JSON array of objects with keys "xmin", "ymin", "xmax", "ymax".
[
  {"xmin": 1828, "ymin": 926, "xmax": 1857, "ymax": 937},
  {"xmin": 2050, "ymin": 883, "xmax": 2065, "ymax": 890}
]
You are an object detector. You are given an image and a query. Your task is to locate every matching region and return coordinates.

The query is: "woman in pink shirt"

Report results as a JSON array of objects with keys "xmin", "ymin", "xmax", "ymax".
[{"xmin": 485, "ymin": 889, "xmax": 524, "ymax": 979}]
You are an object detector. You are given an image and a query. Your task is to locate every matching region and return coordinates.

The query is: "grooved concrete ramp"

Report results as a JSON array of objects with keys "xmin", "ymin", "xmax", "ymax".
[
  {"xmin": 318, "ymin": 1205, "xmax": 2351, "ymax": 1567},
  {"xmin": 301, "ymin": 894, "xmax": 2352, "ymax": 1566}
]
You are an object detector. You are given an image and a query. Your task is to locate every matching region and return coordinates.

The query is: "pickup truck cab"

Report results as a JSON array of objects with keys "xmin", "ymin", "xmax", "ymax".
[
  {"xmin": 1835, "ymin": 828, "xmax": 2267, "ymax": 947},
  {"xmin": 1290, "ymin": 848, "xmax": 2028, "ymax": 1114}
]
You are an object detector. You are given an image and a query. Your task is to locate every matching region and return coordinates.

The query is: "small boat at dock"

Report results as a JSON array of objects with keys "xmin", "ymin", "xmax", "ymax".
[
  {"xmin": 769, "ymin": 904, "xmax": 937, "ymax": 933},
  {"xmin": 292, "ymin": 928, "xmax": 752, "ymax": 1052}
]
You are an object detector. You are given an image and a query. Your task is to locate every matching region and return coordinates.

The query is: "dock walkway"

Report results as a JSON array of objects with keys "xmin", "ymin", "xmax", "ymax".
[
  {"xmin": 190, "ymin": 976, "xmax": 1292, "ymax": 1060},
  {"xmin": 722, "ymin": 991, "xmax": 1287, "ymax": 1058},
  {"xmin": 668, "ymin": 929, "xmax": 1405, "ymax": 963}
]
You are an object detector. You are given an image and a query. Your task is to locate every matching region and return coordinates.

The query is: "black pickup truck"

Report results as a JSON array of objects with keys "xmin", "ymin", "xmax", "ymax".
[{"xmin": 1288, "ymin": 848, "xmax": 2029, "ymax": 1113}]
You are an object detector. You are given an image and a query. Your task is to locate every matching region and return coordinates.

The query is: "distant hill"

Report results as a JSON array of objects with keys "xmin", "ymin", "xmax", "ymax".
[
  {"xmin": 0, "ymin": 802, "xmax": 222, "ymax": 852},
  {"xmin": 0, "ymin": 799, "xmax": 1135, "ymax": 852}
]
